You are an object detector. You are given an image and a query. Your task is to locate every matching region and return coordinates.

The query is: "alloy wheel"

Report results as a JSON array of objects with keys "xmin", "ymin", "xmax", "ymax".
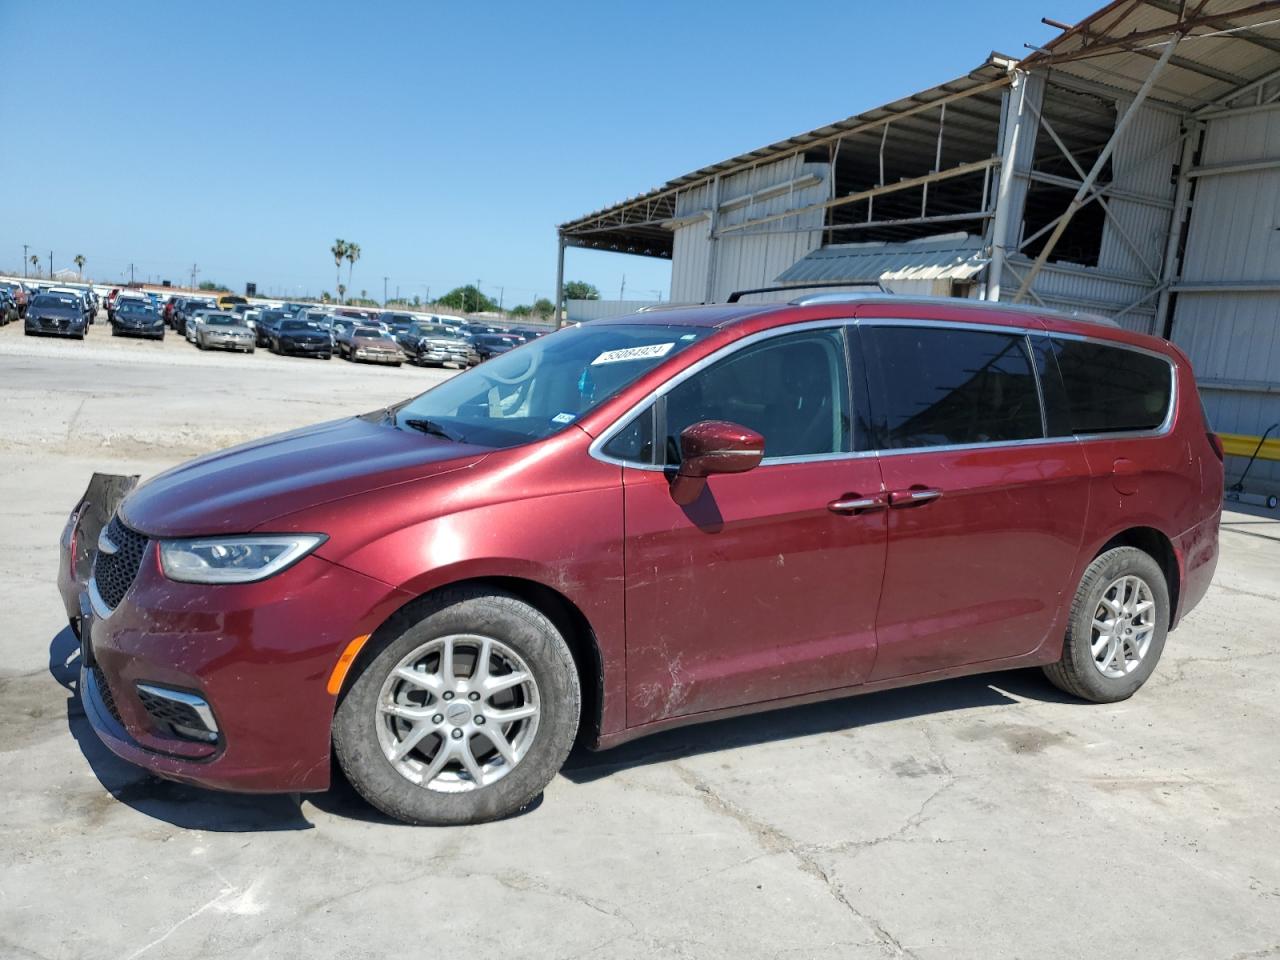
[
  {"xmin": 1090, "ymin": 574, "xmax": 1156, "ymax": 679},
  {"xmin": 375, "ymin": 634, "xmax": 540, "ymax": 793}
]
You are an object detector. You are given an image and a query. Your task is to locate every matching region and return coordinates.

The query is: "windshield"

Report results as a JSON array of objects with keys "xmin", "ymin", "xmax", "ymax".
[
  {"xmin": 354, "ymin": 326, "xmax": 385, "ymax": 338},
  {"xmin": 393, "ymin": 322, "xmax": 710, "ymax": 448},
  {"xmin": 283, "ymin": 319, "xmax": 323, "ymax": 331},
  {"xmin": 118, "ymin": 304, "xmax": 155, "ymax": 317},
  {"xmin": 206, "ymin": 315, "xmax": 238, "ymax": 326},
  {"xmin": 32, "ymin": 295, "xmax": 78, "ymax": 311}
]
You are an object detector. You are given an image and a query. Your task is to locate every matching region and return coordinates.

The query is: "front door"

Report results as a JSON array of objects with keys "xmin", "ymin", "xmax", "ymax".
[
  {"xmin": 617, "ymin": 325, "xmax": 888, "ymax": 727},
  {"xmin": 859, "ymin": 322, "xmax": 1090, "ymax": 680}
]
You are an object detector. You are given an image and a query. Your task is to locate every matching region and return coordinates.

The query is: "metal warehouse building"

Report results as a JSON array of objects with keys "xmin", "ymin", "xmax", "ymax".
[{"xmin": 557, "ymin": 0, "xmax": 1280, "ymax": 496}]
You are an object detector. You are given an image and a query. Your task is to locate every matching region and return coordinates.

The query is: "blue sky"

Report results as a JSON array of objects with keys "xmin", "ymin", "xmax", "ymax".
[{"xmin": 0, "ymin": 1, "xmax": 1099, "ymax": 305}]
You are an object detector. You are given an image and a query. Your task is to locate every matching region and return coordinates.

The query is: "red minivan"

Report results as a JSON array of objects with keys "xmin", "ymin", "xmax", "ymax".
[{"xmin": 57, "ymin": 295, "xmax": 1223, "ymax": 825}]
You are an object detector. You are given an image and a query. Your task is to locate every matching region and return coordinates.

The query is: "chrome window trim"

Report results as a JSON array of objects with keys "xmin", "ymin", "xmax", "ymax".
[{"xmin": 589, "ymin": 315, "xmax": 1179, "ymax": 471}]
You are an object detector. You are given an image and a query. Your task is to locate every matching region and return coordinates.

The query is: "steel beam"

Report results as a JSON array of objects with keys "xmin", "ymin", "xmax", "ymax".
[
  {"xmin": 554, "ymin": 236, "xmax": 566, "ymax": 328},
  {"xmin": 1013, "ymin": 34, "xmax": 1180, "ymax": 303},
  {"xmin": 1155, "ymin": 121, "xmax": 1200, "ymax": 337},
  {"xmin": 987, "ymin": 71, "xmax": 1032, "ymax": 301},
  {"xmin": 715, "ymin": 157, "xmax": 998, "ymax": 237}
]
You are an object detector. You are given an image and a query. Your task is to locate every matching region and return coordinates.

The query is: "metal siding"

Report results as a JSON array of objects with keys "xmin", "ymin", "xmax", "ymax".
[
  {"xmin": 709, "ymin": 156, "xmax": 828, "ymax": 303},
  {"xmin": 1171, "ymin": 106, "xmax": 1280, "ymax": 493}
]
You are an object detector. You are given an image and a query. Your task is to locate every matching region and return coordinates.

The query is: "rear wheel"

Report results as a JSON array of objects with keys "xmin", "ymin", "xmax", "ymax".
[
  {"xmin": 1044, "ymin": 546, "xmax": 1169, "ymax": 702},
  {"xmin": 333, "ymin": 588, "xmax": 580, "ymax": 826}
]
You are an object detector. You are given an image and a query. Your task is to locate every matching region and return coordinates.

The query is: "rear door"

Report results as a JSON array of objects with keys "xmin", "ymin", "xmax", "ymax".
[
  {"xmin": 860, "ymin": 320, "xmax": 1091, "ymax": 680},
  {"xmin": 612, "ymin": 324, "xmax": 888, "ymax": 726}
]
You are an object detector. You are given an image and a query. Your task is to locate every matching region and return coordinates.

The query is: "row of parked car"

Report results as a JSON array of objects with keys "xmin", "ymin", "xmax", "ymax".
[
  {"xmin": 160, "ymin": 297, "xmax": 547, "ymax": 366},
  {"xmin": 7, "ymin": 278, "xmax": 551, "ymax": 368}
]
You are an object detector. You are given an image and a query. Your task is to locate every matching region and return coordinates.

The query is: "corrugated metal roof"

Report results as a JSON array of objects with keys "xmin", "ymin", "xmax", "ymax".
[
  {"xmin": 1022, "ymin": 0, "xmax": 1280, "ymax": 111},
  {"xmin": 776, "ymin": 233, "xmax": 988, "ymax": 284},
  {"xmin": 558, "ymin": 56, "xmax": 1013, "ymax": 255}
]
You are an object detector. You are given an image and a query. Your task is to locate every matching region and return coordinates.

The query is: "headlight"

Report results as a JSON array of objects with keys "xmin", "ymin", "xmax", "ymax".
[{"xmin": 158, "ymin": 534, "xmax": 325, "ymax": 584}]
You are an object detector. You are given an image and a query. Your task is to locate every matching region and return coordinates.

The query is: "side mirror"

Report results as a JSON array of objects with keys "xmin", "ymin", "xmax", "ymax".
[{"xmin": 670, "ymin": 420, "xmax": 765, "ymax": 505}]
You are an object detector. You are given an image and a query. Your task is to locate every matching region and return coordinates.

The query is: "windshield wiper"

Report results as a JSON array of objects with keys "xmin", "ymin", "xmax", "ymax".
[{"xmin": 402, "ymin": 417, "xmax": 464, "ymax": 443}]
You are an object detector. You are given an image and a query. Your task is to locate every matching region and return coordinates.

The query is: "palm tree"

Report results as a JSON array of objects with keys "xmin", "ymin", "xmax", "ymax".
[
  {"xmin": 29, "ymin": 254, "xmax": 39, "ymax": 277},
  {"xmin": 345, "ymin": 242, "xmax": 361, "ymax": 293},
  {"xmin": 330, "ymin": 239, "xmax": 347, "ymax": 301},
  {"xmin": 74, "ymin": 254, "xmax": 86, "ymax": 278},
  {"xmin": 337, "ymin": 284, "xmax": 346, "ymax": 302}
]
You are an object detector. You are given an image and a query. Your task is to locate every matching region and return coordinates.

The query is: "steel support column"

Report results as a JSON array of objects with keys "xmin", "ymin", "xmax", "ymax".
[
  {"xmin": 1013, "ymin": 34, "xmax": 1180, "ymax": 303},
  {"xmin": 554, "ymin": 235, "xmax": 566, "ymax": 328},
  {"xmin": 986, "ymin": 70, "xmax": 1031, "ymax": 301},
  {"xmin": 1155, "ymin": 121, "xmax": 1201, "ymax": 338}
]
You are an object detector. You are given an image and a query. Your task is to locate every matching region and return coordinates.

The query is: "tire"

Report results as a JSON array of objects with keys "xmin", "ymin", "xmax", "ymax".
[
  {"xmin": 333, "ymin": 587, "xmax": 581, "ymax": 826},
  {"xmin": 110, "ymin": 326, "xmax": 118, "ymax": 337},
  {"xmin": 1043, "ymin": 546, "xmax": 1170, "ymax": 703}
]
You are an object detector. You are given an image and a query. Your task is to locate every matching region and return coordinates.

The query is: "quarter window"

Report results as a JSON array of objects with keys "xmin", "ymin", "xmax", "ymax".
[
  {"xmin": 1050, "ymin": 338, "xmax": 1172, "ymax": 434},
  {"xmin": 864, "ymin": 326, "xmax": 1043, "ymax": 448},
  {"xmin": 662, "ymin": 328, "xmax": 852, "ymax": 464}
]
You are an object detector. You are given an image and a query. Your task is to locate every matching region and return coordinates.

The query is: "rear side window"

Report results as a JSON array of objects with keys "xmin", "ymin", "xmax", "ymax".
[
  {"xmin": 864, "ymin": 326, "xmax": 1043, "ymax": 448},
  {"xmin": 1051, "ymin": 338, "xmax": 1172, "ymax": 434}
]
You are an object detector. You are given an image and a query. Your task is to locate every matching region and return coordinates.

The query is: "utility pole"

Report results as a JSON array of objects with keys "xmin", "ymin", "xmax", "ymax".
[
  {"xmin": 475, "ymin": 278, "xmax": 482, "ymax": 313},
  {"xmin": 383, "ymin": 276, "xmax": 388, "ymax": 306},
  {"xmin": 190, "ymin": 263, "xmax": 200, "ymax": 291},
  {"xmin": 129, "ymin": 263, "xmax": 135, "ymax": 285},
  {"xmin": 498, "ymin": 286, "xmax": 504, "ymax": 311},
  {"xmin": 49, "ymin": 251, "xmax": 53, "ymax": 279},
  {"xmin": 620, "ymin": 274, "xmax": 626, "ymax": 301},
  {"xmin": 22, "ymin": 245, "xmax": 28, "ymax": 278}
]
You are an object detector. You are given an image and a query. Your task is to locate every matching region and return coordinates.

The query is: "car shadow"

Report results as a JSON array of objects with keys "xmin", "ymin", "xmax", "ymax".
[
  {"xmin": 53, "ymin": 624, "xmax": 1071, "ymax": 827},
  {"xmin": 561, "ymin": 667, "xmax": 1076, "ymax": 783}
]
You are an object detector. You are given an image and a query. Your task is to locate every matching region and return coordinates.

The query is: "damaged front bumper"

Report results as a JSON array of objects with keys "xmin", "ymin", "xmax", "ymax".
[{"xmin": 56, "ymin": 473, "xmax": 408, "ymax": 794}]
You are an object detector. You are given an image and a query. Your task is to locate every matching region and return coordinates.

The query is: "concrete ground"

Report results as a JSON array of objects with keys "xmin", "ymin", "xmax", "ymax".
[{"xmin": 1, "ymin": 319, "xmax": 1278, "ymax": 960}]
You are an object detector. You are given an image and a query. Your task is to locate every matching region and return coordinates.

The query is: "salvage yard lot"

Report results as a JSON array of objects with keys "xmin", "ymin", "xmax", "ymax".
[{"xmin": 1, "ymin": 323, "xmax": 1279, "ymax": 960}]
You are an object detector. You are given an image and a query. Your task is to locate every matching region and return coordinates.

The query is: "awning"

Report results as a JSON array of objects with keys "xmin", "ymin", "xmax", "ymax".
[{"xmin": 775, "ymin": 233, "xmax": 988, "ymax": 285}]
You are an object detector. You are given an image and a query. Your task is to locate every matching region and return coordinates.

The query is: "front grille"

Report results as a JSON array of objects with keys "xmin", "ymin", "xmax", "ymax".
[
  {"xmin": 90, "ymin": 665, "xmax": 124, "ymax": 727},
  {"xmin": 92, "ymin": 515, "xmax": 148, "ymax": 610}
]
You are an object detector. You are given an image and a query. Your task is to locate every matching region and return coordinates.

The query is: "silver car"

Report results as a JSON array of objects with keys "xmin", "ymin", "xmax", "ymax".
[{"xmin": 194, "ymin": 312, "xmax": 255, "ymax": 352}]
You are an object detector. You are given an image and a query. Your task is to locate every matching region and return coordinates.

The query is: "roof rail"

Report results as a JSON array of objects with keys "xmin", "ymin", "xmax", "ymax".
[{"xmin": 725, "ymin": 281, "xmax": 888, "ymax": 304}]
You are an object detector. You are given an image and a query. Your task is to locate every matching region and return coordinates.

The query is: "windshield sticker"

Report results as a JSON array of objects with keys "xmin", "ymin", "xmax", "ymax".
[
  {"xmin": 591, "ymin": 342, "xmax": 675, "ymax": 365},
  {"xmin": 551, "ymin": 412, "xmax": 576, "ymax": 424}
]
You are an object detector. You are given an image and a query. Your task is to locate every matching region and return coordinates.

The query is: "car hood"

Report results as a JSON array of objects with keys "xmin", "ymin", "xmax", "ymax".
[
  {"xmin": 352, "ymin": 335, "xmax": 397, "ymax": 346},
  {"xmin": 119, "ymin": 416, "xmax": 488, "ymax": 537},
  {"xmin": 207, "ymin": 324, "xmax": 252, "ymax": 334}
]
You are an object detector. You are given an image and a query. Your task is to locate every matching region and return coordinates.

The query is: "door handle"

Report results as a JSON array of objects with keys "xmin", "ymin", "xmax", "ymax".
[
  {"xmin": 888, "ymin": 488, "xmax": 943, "ymax": 508},
  {"xmin": 827, "ymin": 494, "xmax": 887, "ymax": 515}
]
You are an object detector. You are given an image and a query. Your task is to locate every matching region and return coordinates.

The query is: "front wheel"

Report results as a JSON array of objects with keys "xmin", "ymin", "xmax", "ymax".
[
  {"xmin": 1043, "ymin": 546, "xmax": 1170, "ymax": 703},
  {"xmin": 333, "ymin": 588, "xmax": 581, "ymax": 826}
]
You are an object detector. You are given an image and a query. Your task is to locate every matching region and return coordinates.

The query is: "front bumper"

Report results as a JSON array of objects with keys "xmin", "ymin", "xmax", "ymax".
[
  {"xmin": 353, "ymin": 347, "xmax": 404, "ymax": 364},
  {"xmin": 207, "ymin": 335, "xmax": 254, "ymax": 350},
  {"xmin": 281, "ymin": 340, "xmax": 330, "ymax": 354},
  {"xmin": 26, "ymin": 317, "xmax": 85, "ymax": 336},
  {"xmin": 57, "ymin": 491, "xmax": 409, "ymax": 793},
  {"xmin": 116, "ymin": 322, "xmax": 164, "ymax": 337}
]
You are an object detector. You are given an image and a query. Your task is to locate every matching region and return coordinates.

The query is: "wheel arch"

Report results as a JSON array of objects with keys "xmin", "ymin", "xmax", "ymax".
[
  {"xmin": 1095, "ymin": 526, "xmax": 1182, "ymax": 623},
  {"xmin": 334, "ymin": 575, "xmax": 605, "ymax": 747}
]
